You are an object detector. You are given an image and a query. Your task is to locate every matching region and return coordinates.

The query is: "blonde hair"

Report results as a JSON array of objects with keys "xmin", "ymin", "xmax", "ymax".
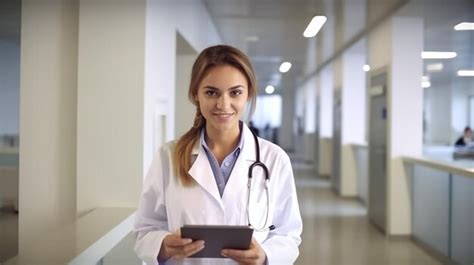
[{"xmin": 173, "ymin": 45, "xmax": 257, "ymax": 185}]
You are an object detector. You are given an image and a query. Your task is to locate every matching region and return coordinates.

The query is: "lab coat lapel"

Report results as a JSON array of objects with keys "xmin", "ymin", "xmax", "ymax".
[
  {"xmin": 188, "ymin": 144, "xmax": 223, "ymax": 208},
  {"xmin": 222, "ymin": 125, "xmax": 257, "ymax": 203}
]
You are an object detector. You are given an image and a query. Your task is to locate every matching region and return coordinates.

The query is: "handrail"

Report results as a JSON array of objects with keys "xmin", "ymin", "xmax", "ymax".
[
  {"xmin": 5, "ymin": 207, "xmax": 136, "ymax": 265},
  {"xmin": 404, "ymin": 156, "xmax": 474, "ymax": 178}
]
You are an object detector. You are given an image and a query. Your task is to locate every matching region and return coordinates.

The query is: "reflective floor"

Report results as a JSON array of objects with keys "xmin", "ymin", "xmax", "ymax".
[{"xmin": 293, "ymin": 162, "xmax": 441, "ymax": 265}]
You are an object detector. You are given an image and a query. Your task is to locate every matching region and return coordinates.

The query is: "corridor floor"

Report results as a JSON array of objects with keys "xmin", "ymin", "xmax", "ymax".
[{"xmin": 292, "ymin": 163, "xmax": 441, "ymax": 265}]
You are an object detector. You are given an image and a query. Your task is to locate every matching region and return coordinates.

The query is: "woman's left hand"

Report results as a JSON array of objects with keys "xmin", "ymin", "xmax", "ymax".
[{"xmin": 221, "ymin": 238, "xmax": 266, "ymax": 265}]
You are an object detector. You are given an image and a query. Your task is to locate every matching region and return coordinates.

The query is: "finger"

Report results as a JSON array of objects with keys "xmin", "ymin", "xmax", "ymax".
[
  {"xmin": 183, "ymin": 240, "xmax": 205, "ymax": 257},
  {"xmin": 166, "ymin": 235, "xmax": 193, "ymax": 247},
  {"xmin": 221, "ymin": 248, "xmax": 257, "ymax": 261}
]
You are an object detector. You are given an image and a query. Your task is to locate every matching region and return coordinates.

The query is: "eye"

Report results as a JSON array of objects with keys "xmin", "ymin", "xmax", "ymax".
[
  {"xmin": 205, "ymin": 90, "xmax": 218, "ymax": 97},
  {"xmin": 230, "ymin": 89, "xmax": 243, "ymax": 97}
]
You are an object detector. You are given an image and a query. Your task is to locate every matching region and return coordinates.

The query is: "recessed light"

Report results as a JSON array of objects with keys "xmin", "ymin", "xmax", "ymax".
[
  {"xmin": 279, "ymin": 62, "xmax": 292, "ymax": 73},
  {"xmin": 265, "ymin": 85, "xmax": 275, "ymax": 94},
  {"xmin": 363, "ymin": 65, "xmax": 370, "ymax": 72}
]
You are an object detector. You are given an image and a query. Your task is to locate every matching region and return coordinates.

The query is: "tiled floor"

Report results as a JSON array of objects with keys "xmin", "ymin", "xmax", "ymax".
[{"xmin": 293, "ymin": 163, "xmax": 441, "ymax": 265}]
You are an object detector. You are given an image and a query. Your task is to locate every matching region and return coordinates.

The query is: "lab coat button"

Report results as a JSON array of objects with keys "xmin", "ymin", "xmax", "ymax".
[{"xmin": 224, "ymin": 161, "xmax": 230, "ymax": 167}]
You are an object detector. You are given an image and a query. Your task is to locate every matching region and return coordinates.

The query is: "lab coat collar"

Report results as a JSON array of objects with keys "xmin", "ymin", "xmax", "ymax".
[
  {"xmin": 188, "ymin": 122, "xmax": 258, "ymax": 206},
  {"xmin": 189, "ymin": 122, "xmax": 257, "ymax": 162}
]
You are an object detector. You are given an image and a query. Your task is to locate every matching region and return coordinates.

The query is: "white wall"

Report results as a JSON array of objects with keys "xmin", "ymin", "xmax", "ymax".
[
  {"xmin": 340, "ymin": 39, "xmax": 367, "ymax": 196},
  {"xmin": 175, "ymin": 52, "xmax": 197, "ymax": 139},
  {"xmin": 142, "ymin": 0, "xmax": 221, "ymax": 172},
  {"xmin": 76, "ymin": 0, "xmax": 147, "ymax": 216},
  {"xmin": 388, "ymin": 15, "xmax": 423, "ymax": 235},
  {"xmin": 19, "ymin": 0, "xmax": 78, "ymax": 255},
  {"xmin": 0, "ymin": 39, "xmax": 20, "ymax": 136},
  {"xmin": 424, "ymin": 83, "xmax": 452, "ymax": 145},
  {"xmin": 320, "ymin": 66, "xmax": 334, "ymax": 137}
]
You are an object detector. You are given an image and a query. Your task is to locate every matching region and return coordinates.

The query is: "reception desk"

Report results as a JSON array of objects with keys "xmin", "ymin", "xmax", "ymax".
[{"xmin": 405, "ymin": 147, "xmax": 473, "ymax": 265}]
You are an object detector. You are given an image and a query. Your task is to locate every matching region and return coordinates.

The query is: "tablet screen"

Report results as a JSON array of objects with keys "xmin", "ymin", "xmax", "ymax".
[{"xmin": 181, "ymin": 225, "xmax": 253, "ymax": 258}]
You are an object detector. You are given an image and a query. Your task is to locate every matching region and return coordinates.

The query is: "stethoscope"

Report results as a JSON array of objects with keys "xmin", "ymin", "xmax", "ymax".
[{"xmin": 247, "ymin": 128, "xmax": 276, "ymax": 232}]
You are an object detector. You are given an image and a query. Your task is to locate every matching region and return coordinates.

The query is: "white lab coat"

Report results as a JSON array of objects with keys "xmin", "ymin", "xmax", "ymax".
[{"xmin": 134, "ymin": 124, "xmax": 302, "ymax": 265}]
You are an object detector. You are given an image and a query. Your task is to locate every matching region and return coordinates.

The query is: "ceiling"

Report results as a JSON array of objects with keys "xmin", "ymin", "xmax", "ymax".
[
  {"xmin": 203, "ymin": 0, "xmax": 324, "ymax": 94},
  {"xmin": 204, "ymin": 0, "xmax": 473, "ymax": 94}
]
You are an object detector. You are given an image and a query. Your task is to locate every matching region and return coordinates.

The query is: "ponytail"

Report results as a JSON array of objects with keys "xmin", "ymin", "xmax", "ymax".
[{"xmin": 173, "ymin": 107, "xmax": 205, "ymax": 186}]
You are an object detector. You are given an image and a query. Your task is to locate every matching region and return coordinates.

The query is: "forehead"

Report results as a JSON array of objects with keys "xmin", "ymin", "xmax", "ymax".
[{"xmin": 200, "ymin": 65, "xmax": 248, "ymax": 88}]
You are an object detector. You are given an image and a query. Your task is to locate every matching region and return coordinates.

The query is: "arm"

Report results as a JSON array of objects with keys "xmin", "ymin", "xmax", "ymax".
[{"xmin": 260, "ymin": 156, "xmax": 303, "ymax": 265}]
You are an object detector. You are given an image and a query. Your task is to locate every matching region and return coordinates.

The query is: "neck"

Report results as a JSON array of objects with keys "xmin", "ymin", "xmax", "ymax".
[{"xmin": 205, "ymin": 123, "xmax": 241, "ymax": 161}]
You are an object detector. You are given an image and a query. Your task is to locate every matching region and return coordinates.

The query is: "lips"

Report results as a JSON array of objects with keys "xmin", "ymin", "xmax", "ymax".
[{"xmin": 212, "ymin": 112, "xmax": 234, "ymax": 121}]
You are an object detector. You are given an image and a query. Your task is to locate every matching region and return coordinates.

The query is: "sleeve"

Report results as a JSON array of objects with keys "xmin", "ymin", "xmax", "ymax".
[
  {"xmin": 260, "ymin": 155, "xmax": 303, "ymax": 265},
  {"xmin": 134, "ymin": 146, "xmax": 172, "ymax": 265}
]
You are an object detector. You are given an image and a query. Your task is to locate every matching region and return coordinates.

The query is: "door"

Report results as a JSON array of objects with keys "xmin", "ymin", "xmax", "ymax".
[
  {"xmin": 332, "ymin": 90, "xmax": 342, "ymax": 193},
  {"xmin": 368, "ymin": 72, "xmax": 388, "ymax": 232}
]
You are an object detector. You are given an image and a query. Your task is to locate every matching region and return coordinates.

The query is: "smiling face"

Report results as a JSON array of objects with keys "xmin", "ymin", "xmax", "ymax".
[{"xmin": 196, "ymin": 65, "xmax": 249, "ymax": 134}]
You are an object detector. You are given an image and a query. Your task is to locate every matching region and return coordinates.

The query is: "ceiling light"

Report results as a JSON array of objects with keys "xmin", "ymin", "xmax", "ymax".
[
  {"xmin": 426, "ymin": 63, "xmax": 443, "ymax": 72},
  {"xmin": 421, "ymin": 81, "xmax": 431, "ymax": 88},
  {"xmin": 457, "ymin": 70, "xmax": 474, "ymax": 77},
  {"xmin": 454, "ymin": 22, "xmax": 474, "ymax": 31},
  {"xmin": 244, "ymin": 35, "xmax": 260, "ymax": 42},
  {"xmin": 363, "ymin": 65, "xmax": 370, "ymax": 72},
  {"xmin": 421, "ymin": 52, "xmax": 457, "ymax": 59},
  {"xmin": 265, "ymin": 85, "xmax": 275, "ymax": 94},
  {"xmin": 421, "ymin": 76, "xmax": 431, "ymax": 88},
  {"xmin": 279, "ymin": 62, "xmax": 292, "ymax": 73},
  {"xmin": 303, "ymin": 16, "xmax": 327, "ymax": 38}
]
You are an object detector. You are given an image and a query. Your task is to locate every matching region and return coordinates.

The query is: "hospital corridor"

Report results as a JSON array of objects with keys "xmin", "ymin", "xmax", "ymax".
[
  {"xmin": 291, "ymin": 159, "xmax": 441, "ymax": 265},
  {"xmin": 1, "ymin": 0, "xmax": 473, "ymax": 264}
]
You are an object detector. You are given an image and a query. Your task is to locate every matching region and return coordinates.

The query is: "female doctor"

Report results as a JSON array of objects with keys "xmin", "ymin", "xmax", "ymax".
[{"xmin": 134, "ymin": 45, "xmax": 302, "ymax": 265}]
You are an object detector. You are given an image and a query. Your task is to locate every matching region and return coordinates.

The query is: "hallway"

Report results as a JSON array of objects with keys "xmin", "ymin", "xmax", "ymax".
[{"xmin": 292, "ymin": 163, "xmax": 441, "ymax": 265}]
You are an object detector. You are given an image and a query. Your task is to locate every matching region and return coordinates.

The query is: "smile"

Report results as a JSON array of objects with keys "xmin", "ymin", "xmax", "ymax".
[{"xmin": 213, "ymin": 113, "xmax": 234, "ymax": 117}]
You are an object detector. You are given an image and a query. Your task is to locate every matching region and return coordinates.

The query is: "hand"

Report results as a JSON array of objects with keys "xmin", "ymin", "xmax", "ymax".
[
  {"xmin": 158, "ymin": 230, "xmax": 205, "ymax": 262},
  {"xmin": 221, "ymin": 238, "xmax": 266, "ymax": 265}
]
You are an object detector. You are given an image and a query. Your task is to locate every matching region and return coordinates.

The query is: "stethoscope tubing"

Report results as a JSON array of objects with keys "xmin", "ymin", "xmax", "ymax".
[{"xmin": 247, "ymin": 128, "xmax": 274, "ymax": 232}]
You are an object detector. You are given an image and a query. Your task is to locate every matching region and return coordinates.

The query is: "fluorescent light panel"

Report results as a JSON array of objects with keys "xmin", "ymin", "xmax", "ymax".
[
  {"xmin": 279, "ymin": 62, "xmax": 292, "ymax": 73},
  {"xmin": 421, "ymin": 52, "xmax": 457, "ymax": 59},
  {"xmin": 303, "ymin": 16, "xmax": 327, "ymax": 38},
  {"xmin": 426, "ymin": 63, "xmax": 443, "ymax": 72},
  {"xmin": 454, "ymin": 22, "xmax": 474, "ymax": 31},
  {"xmin": 457, "ymin": 70, "xmax": 474, "ymax": 77}
]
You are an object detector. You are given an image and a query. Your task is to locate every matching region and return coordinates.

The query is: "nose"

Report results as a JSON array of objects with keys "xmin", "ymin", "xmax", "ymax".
[{"xmin": 216, "ymin": 94, "xmax": 230, "ymax": 109}]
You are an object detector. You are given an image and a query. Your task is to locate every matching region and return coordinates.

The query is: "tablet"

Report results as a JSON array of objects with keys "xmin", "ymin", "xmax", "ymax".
[{"xmin": 181, "ymin": 225, "xmax": 253, "ymax": 258}]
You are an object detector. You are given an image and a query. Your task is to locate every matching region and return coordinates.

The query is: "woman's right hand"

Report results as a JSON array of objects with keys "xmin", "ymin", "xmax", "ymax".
[{"xmin": 158, "ymin": 231, "xmax": 205, "ymax": 262}]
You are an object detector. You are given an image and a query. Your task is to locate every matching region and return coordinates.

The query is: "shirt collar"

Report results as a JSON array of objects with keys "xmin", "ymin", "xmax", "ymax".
[{"xmin": 200, "ymin": 121, "xmax": 244, "ymax": 156}]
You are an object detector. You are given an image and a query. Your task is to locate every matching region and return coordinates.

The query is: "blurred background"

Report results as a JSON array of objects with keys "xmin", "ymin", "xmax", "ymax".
[{"xmin": 0, "ymin": 0, "xmax": 473, "ymax": 264}]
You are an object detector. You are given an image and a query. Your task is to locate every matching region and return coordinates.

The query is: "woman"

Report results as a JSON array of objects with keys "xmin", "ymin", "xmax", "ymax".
[
  {"xmin": 454, "ymin": 126, "xmax": 472, "ymax": 146},
  {"xmin": 134, "ymin": 45, "xmax": 302, "ymax": 265}
]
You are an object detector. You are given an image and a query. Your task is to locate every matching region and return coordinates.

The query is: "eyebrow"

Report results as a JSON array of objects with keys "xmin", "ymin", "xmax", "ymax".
[{"xmin": 203, "ymin": 85, "xmax": 244, "ymax": 90}]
